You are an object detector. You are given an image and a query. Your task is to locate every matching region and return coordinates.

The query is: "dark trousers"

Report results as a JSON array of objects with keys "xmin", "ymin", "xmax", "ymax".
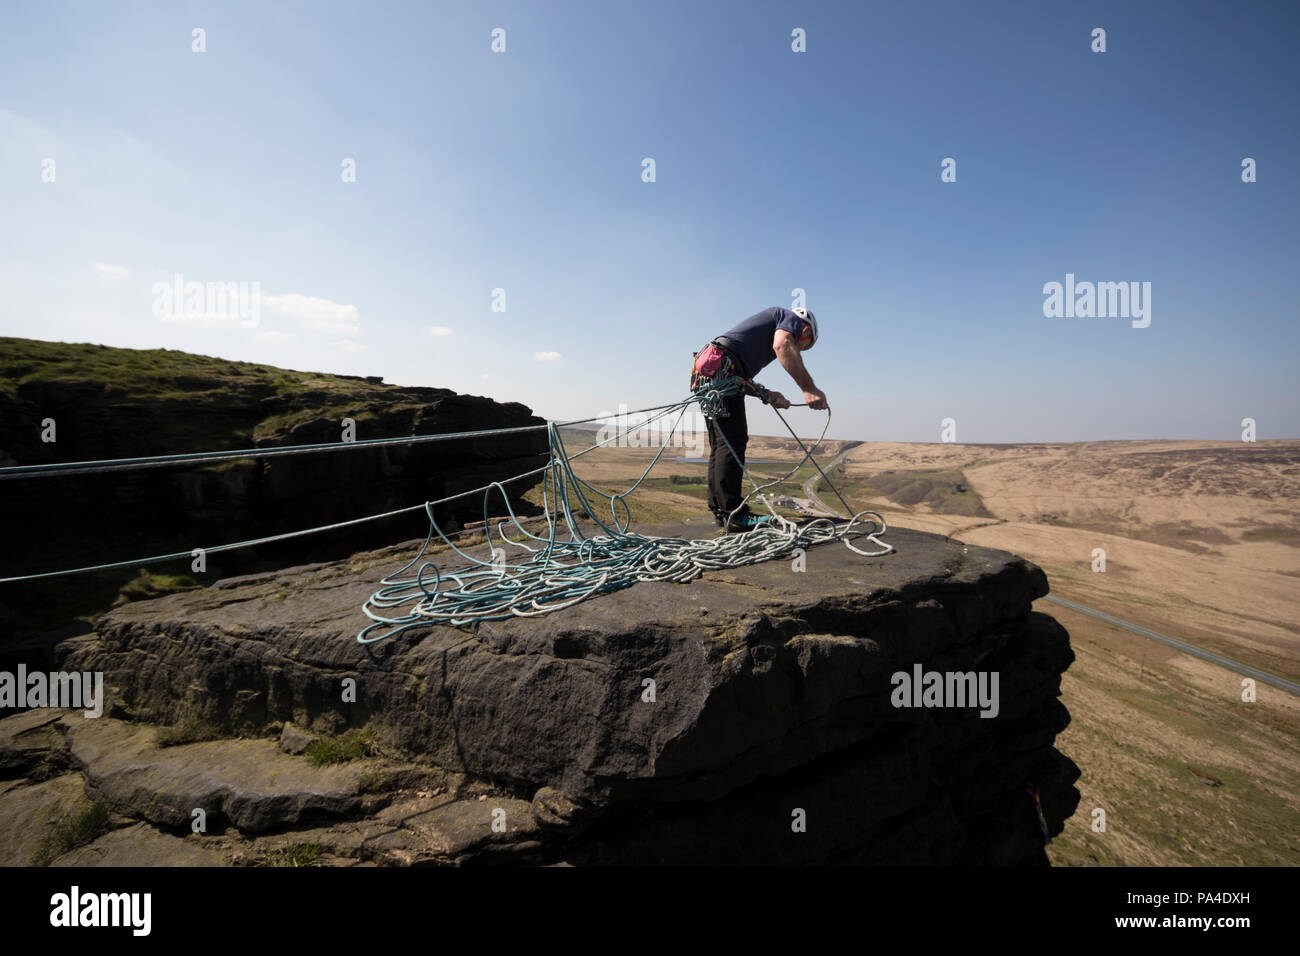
[{"xmin": 706, "ymin": 388, "xmax": 748, "ymax": 518}]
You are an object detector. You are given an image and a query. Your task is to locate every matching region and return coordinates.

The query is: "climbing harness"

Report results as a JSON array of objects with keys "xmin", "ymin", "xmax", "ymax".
[{"xmin": 690, "ymin": 339, "xmax": 772, "ymax": 407}]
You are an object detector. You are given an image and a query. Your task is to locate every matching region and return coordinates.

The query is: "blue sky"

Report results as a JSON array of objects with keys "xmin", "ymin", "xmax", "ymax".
[{"xmin": 1, "ymin": 0, "xmax": 1296, "ymax": 441}]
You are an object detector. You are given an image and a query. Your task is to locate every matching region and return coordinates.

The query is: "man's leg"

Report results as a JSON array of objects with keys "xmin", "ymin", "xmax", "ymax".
[
  {"xmin": 710, "ymin": 390, "xmax": 749, "ymax": 519},
  {"xmin": 706, "ymin": 415, "xmax": 726, "ymax": 521}
]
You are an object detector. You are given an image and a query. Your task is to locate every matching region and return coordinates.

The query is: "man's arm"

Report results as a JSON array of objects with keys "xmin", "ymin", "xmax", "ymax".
[{"xmin": 771, "ymin": 329, "xmax": 829, "ymax": 410}]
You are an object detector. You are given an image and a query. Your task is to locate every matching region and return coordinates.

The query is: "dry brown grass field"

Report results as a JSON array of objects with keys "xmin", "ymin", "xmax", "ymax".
[{"xmin": 541, "ymin": 430, "xmax": 1300, "ymax": 865}]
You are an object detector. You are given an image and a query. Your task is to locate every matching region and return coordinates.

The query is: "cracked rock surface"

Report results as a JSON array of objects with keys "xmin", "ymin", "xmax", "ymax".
[{"xmin": 1, "ymin": 522, "xmax": 1079, "ymax": 865}]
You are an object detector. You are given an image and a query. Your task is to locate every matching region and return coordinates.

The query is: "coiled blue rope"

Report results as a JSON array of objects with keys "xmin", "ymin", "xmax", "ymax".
[{"xmin": 358, "ymin": 377, "xmax": 893, "ymax": 643}]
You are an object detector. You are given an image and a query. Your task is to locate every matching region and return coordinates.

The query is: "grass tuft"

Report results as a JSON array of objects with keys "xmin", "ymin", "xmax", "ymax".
[
  {"xmin": 304, "ymin": 728, "xmax": 378, "ymax": 767},
  {"xmin": 156, "ymin": 714, "xmax": 225, "ymax": 747},
  {"xmin": 259, "ymin": 843, "xmax": 327, "ymax": 867},
  {"xmin": 32, "ymin": 803, "xmax": 110, "ymax": 866},
  {"xmin": 112, "ymin": 568, "xmax": 202, "ymax": 607}
]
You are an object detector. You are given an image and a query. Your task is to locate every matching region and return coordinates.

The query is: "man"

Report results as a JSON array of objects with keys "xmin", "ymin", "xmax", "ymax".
[{"xmin": 690, "ymin": 306, "xmax": 829, "ymax": 532}]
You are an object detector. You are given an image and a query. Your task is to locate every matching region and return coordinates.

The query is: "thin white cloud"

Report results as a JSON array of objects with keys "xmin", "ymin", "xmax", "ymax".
[
  {"xmin": 426, "ymin": 326, "xmax": 454, "ymax": 337},
  {"xmin": 262, "ymin": 293, "xmax": 361, "ymax": 336},
  {"xmin": 333, "ymin": 338, "xmax": 365, "ymax": 353},
  {"xmin": 0, "ymin": 108, "xmax": 187, "ymax": 189},
  {"xmin": 534, "ymin": 351, "xmax": 563, "ymax": 362},
  {"xmin": 0, "ymin": 108, "xmax": 51, "ymax": 141},
  {"xmin": 254, "ymin": 330, "xmax": 297, "ymax": 343},
  {"xmin": 94, "ymin": 262, "xmax": 129, "ymax": 280},
  {"xmin": 157, "ymin": 313, "xmax": 242, "ymax": 328}
]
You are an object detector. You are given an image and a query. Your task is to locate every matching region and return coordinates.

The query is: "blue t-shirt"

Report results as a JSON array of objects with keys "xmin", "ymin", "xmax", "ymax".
[{"xmin": 718, "ymin": 307, "xmax": 805, "ymax": 378}]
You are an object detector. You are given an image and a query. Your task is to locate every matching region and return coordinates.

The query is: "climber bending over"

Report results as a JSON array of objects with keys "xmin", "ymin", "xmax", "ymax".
[{"xmin": 690, "ymin": 306, "xmax": 828, "ymax": 532}]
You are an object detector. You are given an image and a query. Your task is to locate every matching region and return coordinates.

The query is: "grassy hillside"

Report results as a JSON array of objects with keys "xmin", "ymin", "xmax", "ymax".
[{"xmin": 0, "ymin": 337, "xmax": 544, "ymax": 642}]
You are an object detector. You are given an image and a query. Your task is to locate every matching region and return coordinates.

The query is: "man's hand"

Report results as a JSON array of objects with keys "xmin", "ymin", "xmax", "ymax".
[
  {"xmin": 766, "ymin": 390, "xmax": 792, "ymax": 410},
  {"xmin": 803, "ymin": 387, "xmax": 828, "ymax": 410}
]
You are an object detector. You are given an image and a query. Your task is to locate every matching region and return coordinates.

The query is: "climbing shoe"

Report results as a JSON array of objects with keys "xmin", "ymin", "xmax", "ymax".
[{"xmin": 725, "ymin": 511, "xmax": 772, "ymax": 533}]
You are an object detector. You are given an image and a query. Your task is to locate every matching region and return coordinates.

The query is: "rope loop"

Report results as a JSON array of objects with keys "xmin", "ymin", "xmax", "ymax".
[{"xmin": 358, "ymin": 379, "xmax": 893, "ymax": 642}]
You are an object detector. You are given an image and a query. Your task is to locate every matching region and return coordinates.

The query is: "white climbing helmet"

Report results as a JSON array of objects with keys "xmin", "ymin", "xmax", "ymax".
[{"xmin": 792, "ymin": 307, "xmax": 818, "ymax": 348}]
